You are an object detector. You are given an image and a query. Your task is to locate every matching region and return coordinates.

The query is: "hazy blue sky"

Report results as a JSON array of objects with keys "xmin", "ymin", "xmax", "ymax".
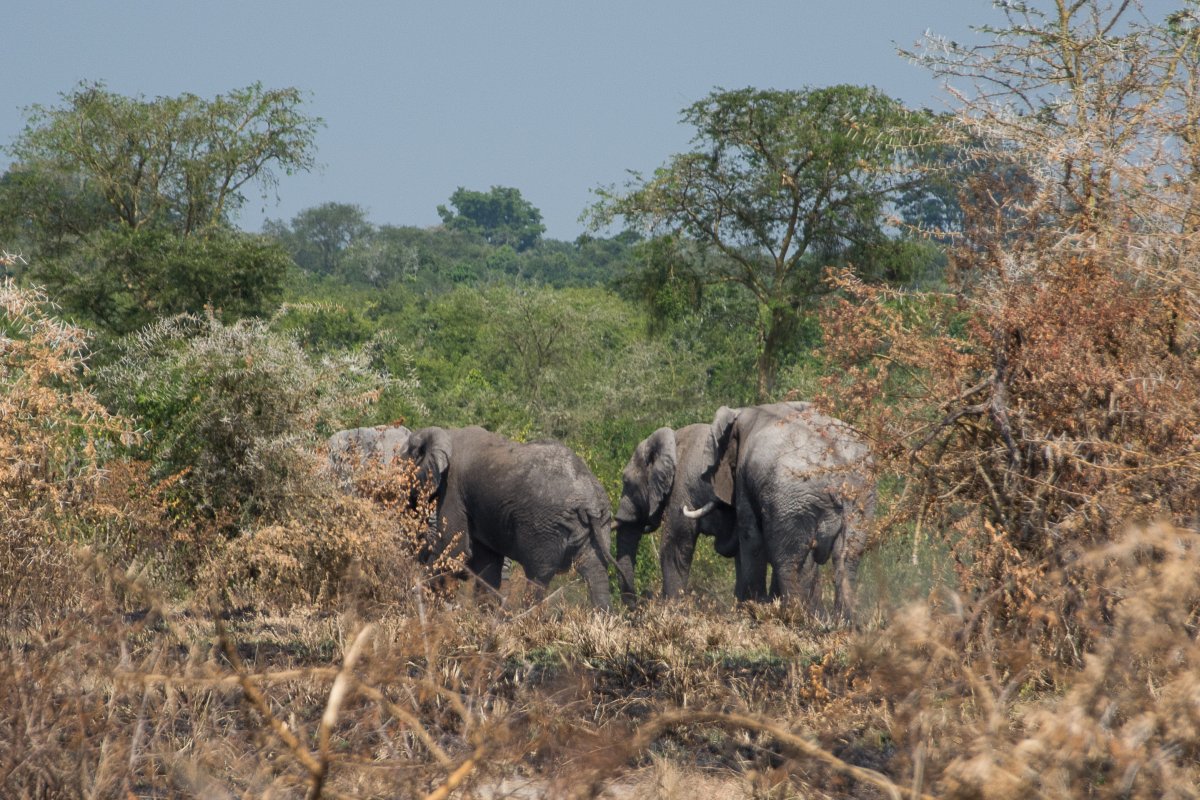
[{"xmin": 2, "ymin": 2, "xmax": 1179, "ymax": 240}]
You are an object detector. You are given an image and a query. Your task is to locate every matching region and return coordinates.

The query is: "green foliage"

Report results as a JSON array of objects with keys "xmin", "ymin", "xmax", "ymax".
[
  {"xmin": 31, "ymin": 226, "xmax": 291, "ymax": 336},
  {"xmin": 842, "ymin": 235, "xmax": 947, "ymax": 288},
  {"xmin": 591, "ymin": 84, "xmax": 932, "ymax": 398},
  {"xmin": 437, "ymin": 185, "xmax": 546, "ymax": 251},
  {"xmin": 263, "ymin": 202, "xmax": 372, "ymax": 276},
  {"xmin": 6, "ymin": 81, "xmax": 320, "ymax": 239},
  {"xmin": 0, "ymin": 163, "xmax": 109, "ymax": 259},
  {"xmin": 1, "ymin": 82, "xmax": 320, "ymax": 337},
  {"xmin": 94, "ymin": 313, "xmax": 398, "ymax": 528},
  {"xmin": 401, "ymin": 284, "xmax": 710, "ymax": 441},
  {"xmin": 340, "ymin": 224, "xmax": 490, "ymax": 289},
  {"xmin": 263, "ymin": 200, "xmax": 638, "ymax": 292},
  {"xmin": 616, "ymin": 235, "xmax": 705, "ymax": 333},
  {"xmin": 269, "ymin": 300, "xmax": 378, "ymax": 352}
]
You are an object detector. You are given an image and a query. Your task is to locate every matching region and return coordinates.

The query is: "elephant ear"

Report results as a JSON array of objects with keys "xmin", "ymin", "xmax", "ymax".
[
  {"xmin": 703, "ymin": 406, "xmax": 741, "ymax": 506},
  {"xmin": 423, "ymin": 427, "xmax": 452, "ymax": 492},
  {"xmin": 642, "ymin": 427, "xmax": 677, "ymax": 521}
]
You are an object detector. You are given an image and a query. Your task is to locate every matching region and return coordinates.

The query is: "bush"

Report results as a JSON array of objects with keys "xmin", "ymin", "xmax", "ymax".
[
  {"xmin": 95, "ymin": 312, "xmax": 400, "ymax": 532},
  {"xmin": 817, "ymin": 4, "xmax": 1200, "ymax": 658},
  {"xmin": 0, "ymin": 277, "xmax": 133, "ymax": 619},
  {"xmin": 32, "ymin": 226, "xmax": 292, "ymax": 337},
  {"xmin": 203, "ymin": 454, "xmax": 447, "ymax": 609}
]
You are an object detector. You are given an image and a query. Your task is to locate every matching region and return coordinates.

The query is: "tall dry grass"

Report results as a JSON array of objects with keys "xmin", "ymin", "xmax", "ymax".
[{"xmin": 6, "ymin": 524, "xmax": 1200, "ymax": 798}]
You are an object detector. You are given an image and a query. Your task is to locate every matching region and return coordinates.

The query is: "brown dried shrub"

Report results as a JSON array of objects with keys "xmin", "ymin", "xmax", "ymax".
[
  {"xmin": 849, "ymin": 524, "xmax": 1200, "ymax": 799},
  {"xmin": 820, "ymin": 249, "xmax": 1200, "ymax": 654},
  {"xmin": 0, "ymin": 277, "xmax": 135, "ymax": 620},
  {"xmin": 201, "ymin": 449, "xmax": 457, "ymax": 610}
]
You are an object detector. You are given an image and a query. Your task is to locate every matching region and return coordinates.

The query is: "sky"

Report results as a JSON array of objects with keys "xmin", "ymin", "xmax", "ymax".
[{"xmin": 1, "ymin": 2, "xmax": 1180, "ymax": 241}]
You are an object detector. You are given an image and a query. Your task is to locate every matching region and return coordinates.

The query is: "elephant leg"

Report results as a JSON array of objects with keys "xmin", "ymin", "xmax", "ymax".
[
  {"xmin": 660, "ymin": 521, "xmax": 699, "ymax": 598},
  {"xmin": 614, "ymin": 528, "xmax": 642, "ymax": 605},
  {"xmin": 429, "ymin": 502, "xmax": 472, "ymax": 573},
  {"xmin": 797, "ymin": 557, "xmax": 824, "ymax": 615},
  {"xmin": 761, "ymin": 518, "xmax": 810, "ymax": 605},
  {"xmin": 467, "ymin": 542, "xmax": 505, "ymax": 595},
  {"xmin": 574, "ymin": 539, "xmax": 614, "ymax": 611},
  {"xmin": 735, "ymin": 523, "xmax": 768, "ymax": 602}
]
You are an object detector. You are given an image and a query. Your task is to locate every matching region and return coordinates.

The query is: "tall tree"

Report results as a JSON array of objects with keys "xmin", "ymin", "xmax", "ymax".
[
  {"xmin": 264, "ymin": 202, "xmax": 373, "ymax": 275},
  {"xmin": 1, "ymin": 83, "xmax": 319, "ymax": 334},
  {"xmin": 437, "ymin": 186, "xmax": 545, "ymax": 252},
  {"xmin": 6, "ymin": 81, "xmax": 320, "ymax": 239},
  {"xmin": 590, "ymin": 85, "xmax": 929, "ymax": 399}
]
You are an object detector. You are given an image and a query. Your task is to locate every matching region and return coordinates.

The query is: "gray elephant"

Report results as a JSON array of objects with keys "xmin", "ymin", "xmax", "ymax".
[
  {"xmin": 691, "ymin": 401, "xmax": 875, "ymax": 619},
  {"xmin": 614, "ymin": 424, "xmax": 739, "ymax": 603},
  {"xmin": 399, "ymin": 425, "xmax": 616, "ymax": 609},
  {"xmin": 325, "ymin": 424, "xmax": 412, "ymax": 486}
]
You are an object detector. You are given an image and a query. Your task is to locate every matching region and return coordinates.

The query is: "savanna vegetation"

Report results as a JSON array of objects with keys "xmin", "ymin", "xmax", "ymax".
[{"xmin": 3, "ymin": 2, "xmax": 1200, "ymax": 797}]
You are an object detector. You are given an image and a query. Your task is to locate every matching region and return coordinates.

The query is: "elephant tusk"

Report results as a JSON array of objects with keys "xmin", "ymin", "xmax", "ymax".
[{"xmin": 682, "ymin": 500, "xmax": 715, "ymax": 519}]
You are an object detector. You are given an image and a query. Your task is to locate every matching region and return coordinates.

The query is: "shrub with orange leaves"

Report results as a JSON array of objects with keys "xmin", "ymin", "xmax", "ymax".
[{"xmin": 0, "ymin": 277, "xmax": 136, "ymax": 619}]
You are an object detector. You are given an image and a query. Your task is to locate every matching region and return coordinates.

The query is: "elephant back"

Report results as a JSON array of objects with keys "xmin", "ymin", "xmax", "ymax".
[{"xmin": 326, "ymin": 424, "xmax": 412, "ymax": 483}]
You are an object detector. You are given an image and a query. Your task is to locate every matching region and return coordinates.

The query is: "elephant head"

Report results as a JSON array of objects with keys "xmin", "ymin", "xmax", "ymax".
[
  {"xmin": 693, "ymin": 401, "xmax": 868, "ymax": 609},
  {"xmin": 616, "ymin": 427, "xmax": 677, "ymax": 534},
  {"xmin": 399, "ymin": 426, "xmax": 452, "ymax": 506},
  {"xmin": 699, "ymin": 405, "xmax": 741, "ymax": 509},
  {"xmin": 396, "ymin": 426, "xmax": 460, "ymax": 568},
  {"xmin": 698, "ymin": 402, "xmax": 815, "ymax": 510},
  {"xmin": 614, "ymin": 427, "xmax": 678, "ymax": 602},
  {"xmin": 615, "ymin": 423, "xmax": 742, "ymax": 602}
]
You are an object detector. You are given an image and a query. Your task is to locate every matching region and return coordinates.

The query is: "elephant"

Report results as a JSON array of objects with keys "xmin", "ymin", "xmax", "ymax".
[
  {"xmin": 399, "ymin": 425, "xmax": 616, "ymax": 609},
  {"xmin": 325, "ymin": 424, "xmax": 412, "ymax": 487},
  {"xmin": 613, "ymin": 424, "xmax": 739, "ymax": 603},
  {"xmin": 690, "ymin": 402, "xmax": 875, "ymax": 620}
]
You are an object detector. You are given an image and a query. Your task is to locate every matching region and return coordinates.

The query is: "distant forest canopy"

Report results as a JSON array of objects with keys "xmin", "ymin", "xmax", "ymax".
[
  {"xmin": 263, "ymin": 196, "xmax": 642, "ymax": 291},
  {"xmin": 0, "ymin": 81, "xmax": 951, "ymax": 451}
]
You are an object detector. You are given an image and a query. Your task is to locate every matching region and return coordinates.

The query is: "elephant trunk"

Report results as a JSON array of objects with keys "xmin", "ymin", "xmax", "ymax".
[{"xmin": 614, "ymin": 524, "xmax": 641, "ymax": 606}]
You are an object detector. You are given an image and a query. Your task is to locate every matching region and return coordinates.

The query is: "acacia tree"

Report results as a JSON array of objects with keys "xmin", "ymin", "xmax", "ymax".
[
  {"xmin": 2, "ymin": 83, "xmax": 320, "ymax": 334},
  {"xmin": 591, "ymin": 85, "xmax": 930, "ymax": 399},
  {"xmin": 903, "ymin": 0, "xmax": 1200, "ymax": 270},
  {"xmin": 7, "ymin": 81, "xmax": 320, "ymax": 237}
]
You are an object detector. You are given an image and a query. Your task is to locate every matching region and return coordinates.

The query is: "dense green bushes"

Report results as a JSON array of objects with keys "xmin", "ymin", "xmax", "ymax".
[{"xmin": 95, "ymin": 311, "xmax": 399, "ymax": 528}]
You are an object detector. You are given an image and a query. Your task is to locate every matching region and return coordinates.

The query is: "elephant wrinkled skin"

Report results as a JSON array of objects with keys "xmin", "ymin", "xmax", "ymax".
[
  {"xmin": 400, "ymin": 426, "xmax": 616, "ymax": 609},
  {"xmin": 697, "ymin": 402, "xmax": 875, "ymax": 619}
]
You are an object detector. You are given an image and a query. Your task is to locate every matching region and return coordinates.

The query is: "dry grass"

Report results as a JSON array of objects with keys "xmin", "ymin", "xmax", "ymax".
[{"xmin": 7, "ymin": 523, "xmax": 1199, "ymax": 798}]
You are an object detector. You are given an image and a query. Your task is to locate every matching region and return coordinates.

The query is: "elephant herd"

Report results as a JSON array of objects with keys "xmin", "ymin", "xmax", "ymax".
[{"xmin": 327, "ymin": 401, "xmax": 875, "ymax": 620}]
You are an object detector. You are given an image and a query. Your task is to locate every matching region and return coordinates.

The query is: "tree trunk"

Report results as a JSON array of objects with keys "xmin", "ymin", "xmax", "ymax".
[{"xmin": 755, "ymin": 306, "xmax": 787, "ymax": 402}]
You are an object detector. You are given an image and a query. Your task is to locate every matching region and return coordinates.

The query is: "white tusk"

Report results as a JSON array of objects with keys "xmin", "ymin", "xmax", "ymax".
[{"xmin": 682, "ymin": 500, "xmax": 715, "ymax": 519}]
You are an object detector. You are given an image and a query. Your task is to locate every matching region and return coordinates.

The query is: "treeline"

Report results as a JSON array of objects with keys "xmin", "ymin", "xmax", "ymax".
[{"xmin": 0, "ymin": 73, "xmax": 1007, "ymax": 598}]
